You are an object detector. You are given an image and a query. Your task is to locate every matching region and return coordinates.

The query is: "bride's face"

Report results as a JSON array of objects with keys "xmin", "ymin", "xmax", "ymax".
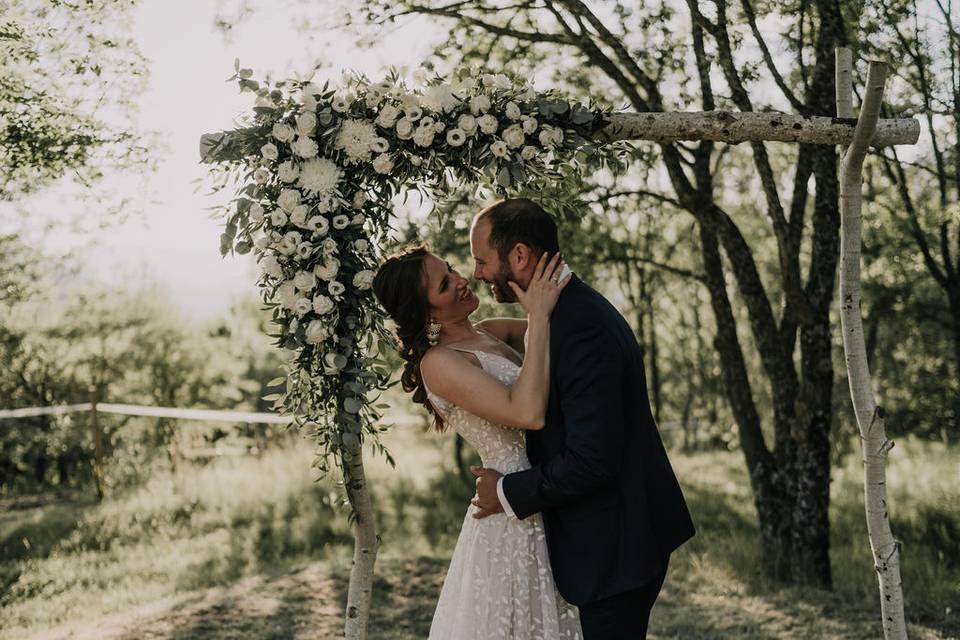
[{"xmin": 422, "ymin": 253, "xmax": 479, "ymax": 323}]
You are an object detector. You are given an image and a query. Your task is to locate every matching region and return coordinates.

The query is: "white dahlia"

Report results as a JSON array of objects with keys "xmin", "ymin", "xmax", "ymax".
[
  {"xmin": 297, "ymin": 157, "xmax": 342, "ymax": 196},
  {"xmin": 334, "ymin": 119, "xmax": 378, "ymax": 164}
]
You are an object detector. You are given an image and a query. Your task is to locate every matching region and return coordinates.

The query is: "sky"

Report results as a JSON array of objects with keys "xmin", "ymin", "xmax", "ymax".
[{"xmin": 39, "ymin": 0, "xmax": 442, "ymax": 321}]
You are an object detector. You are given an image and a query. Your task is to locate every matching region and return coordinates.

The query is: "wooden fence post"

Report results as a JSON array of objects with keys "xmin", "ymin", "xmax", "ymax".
[{"xmin": 89, "ymin": 385, "xmax": 105, "ymax": 500}]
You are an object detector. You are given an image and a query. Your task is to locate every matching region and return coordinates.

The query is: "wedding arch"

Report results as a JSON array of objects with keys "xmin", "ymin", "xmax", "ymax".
[{"xmin": 200, "ymin": 49, "xmax": 918, "ymax": 640}]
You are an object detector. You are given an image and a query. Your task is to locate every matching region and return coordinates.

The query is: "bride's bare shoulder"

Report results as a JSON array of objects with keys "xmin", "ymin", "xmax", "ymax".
[{"xmin": 421, "ymin": 346, "xmax": 478, "ymax": 376}]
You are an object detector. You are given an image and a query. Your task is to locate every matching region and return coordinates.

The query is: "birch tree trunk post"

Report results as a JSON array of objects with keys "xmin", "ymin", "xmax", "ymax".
[
  {"xmin": 342, "ymin": 427, "xmax": 378, "ymax": 640},
  {"xmin": 835, "ymin": 48, "xmax": 908, "ymax": 640}
]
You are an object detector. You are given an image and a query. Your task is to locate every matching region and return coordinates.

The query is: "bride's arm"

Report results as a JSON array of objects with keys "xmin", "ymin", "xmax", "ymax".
[{"xmin": 421, "ymin": 254, "xmax": 568, "ymax": 430}]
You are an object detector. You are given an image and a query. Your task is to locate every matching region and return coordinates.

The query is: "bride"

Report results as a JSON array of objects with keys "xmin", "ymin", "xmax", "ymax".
[{"xmin": 372, "ymin": 246, "xmax": 580, "ymax": 639}]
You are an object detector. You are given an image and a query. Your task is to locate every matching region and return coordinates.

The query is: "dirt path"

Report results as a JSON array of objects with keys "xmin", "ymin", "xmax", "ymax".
[{"xmin": 26, "ymin": 556, "xmax": 954, "ymax": 640}]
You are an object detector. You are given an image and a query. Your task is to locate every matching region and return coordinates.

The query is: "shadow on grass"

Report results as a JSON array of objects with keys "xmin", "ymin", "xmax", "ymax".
[{"xmin": 174, "ymin": 483, "xmax": 354, "ymax": 593}]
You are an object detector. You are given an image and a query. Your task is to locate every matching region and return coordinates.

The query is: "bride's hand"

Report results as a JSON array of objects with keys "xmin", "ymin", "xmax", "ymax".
[{"xmin": 508, "ymin": 252, "xmax": 570, "ymax": 320}]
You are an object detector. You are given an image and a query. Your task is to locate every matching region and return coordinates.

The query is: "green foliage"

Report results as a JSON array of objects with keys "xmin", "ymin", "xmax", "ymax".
[
  {"xmin": 0, "ymin": 0, "xmax": 150, "ymax": 198},
  {"xmin": 1, "ymin": 434, "xmax": 956, "ymax": 638},
  {"xmin": 0, "ymin": 284, "xmax": 285, "ymax": 494}
]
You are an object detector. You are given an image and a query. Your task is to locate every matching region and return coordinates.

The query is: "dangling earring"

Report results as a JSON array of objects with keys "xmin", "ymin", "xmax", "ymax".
[{"xmin": 426, "ymin": 318, "xmax": 441, "ymax": 346}]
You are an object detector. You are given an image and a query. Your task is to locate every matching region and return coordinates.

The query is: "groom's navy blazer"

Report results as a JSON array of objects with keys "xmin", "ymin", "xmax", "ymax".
[{"xmin": 501, "ymin": 275, "xmax": 695, "ymax": 606}]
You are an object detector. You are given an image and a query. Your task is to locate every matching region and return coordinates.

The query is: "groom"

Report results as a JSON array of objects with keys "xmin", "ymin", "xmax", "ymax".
[{"xmin": 469, "ymin": 198, "xmax": 696, "ymax": 639}]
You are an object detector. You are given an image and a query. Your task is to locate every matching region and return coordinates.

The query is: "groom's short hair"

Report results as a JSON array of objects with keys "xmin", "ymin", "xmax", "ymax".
[{"xmin": 475, "ymin": 198, "xmax": 560, "ymax": 261}]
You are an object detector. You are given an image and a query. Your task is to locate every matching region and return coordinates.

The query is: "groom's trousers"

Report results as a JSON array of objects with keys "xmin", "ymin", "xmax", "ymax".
[{"xmin": 577, "ymin": 556, "xmax": 669, "ymax": 640}]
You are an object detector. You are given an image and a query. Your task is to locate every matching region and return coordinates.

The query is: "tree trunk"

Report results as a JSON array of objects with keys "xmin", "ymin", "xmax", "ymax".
[
  {"xmin": 342, "ymin": 432, "xmax": 378, "ymax": 640},
  {"xmin": 836, "ymin": 50, "xmax": 908, "ymax": 640}
]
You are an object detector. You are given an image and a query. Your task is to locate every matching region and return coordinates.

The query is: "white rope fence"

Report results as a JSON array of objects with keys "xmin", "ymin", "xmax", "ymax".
[{"xmin": 0, "ymin": 402, "xmax": 422, "ymax": 425}]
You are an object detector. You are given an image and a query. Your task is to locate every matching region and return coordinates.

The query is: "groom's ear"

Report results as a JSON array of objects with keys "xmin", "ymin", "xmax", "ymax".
[{"xmin": 512, "ymin": 243, "xmax": 534, "ymax": 271}]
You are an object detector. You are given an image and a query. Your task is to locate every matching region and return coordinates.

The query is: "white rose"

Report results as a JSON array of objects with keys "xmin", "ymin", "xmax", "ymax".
[
  {"xmin": 269, "ymin": 209, "xmax": 288, "ymax": 227},
  {"xmin": 296, "ymin": 242, "xmax": 314, "ymax": 260},
  {"xmin": 294, "ymin": 270, "xmax": 316, "ymax": 292},
  {"xmin": 332, "ymin": 214, "xmax": 350, "ymax": 229},
  {"xmin": 421, "ymin": 83, "xmax": 459, "ymax": 113},
  {"xmin": 492, "ymin": 73, "xmax": 512, "ymax": 89},
  {"xmin": 375, "ymin": 104, "xmax": 401, "ymax": 128},
  {"xmin": 292, "ymin": 297, "xmax": 311, "ymax": 317},
  {"xmin": 413, "ymin": 126, "xmax": 435, "ymax": 147},
  {"xmin": 458, "ymin": 114, "xmax": 478, "ymax": 135},
  {"xmin": 315, "ymin": 194, "xmax": 337, "ymax": 214},
  {"xmin": 307, "ymin": 215, "xmax": 329, "ymax": 236},
  {"xmin": 259, "ymin": 255, "xmax": 282, "ymax": 278},
  {"xmin": 352, "ymin": 270, "xmax": 375, "ymax": 290},
  {"xmin": 419, "ymin": 116, "xmax": 435, "ymax": 130},
  {"xmin": 261, "ymin": 142, "xmax": 279, "ymax": 160},
  {"xmin": 470, "ymin": 94, "xmax": 490, "ymax": 115},
  {"xmin": 478, "ymin": 114, "xmax": 498, "ymax": 135},
  {"xmin": 249, "ymin": 203, "xmax": 264, "ymax": 223},
  {"xmin": 401, "ymin": 93, "xmax": 421, "ymax": 111},
  {"xmin": 305, "ymin": 319, "xmax": 329, "ymax": 344},
  {"xmin": 372, "ymin": 153, "xmax": 394, "ymax": 174},
  {"xmin": 254, "ymin": 167, "xmax": 270, "ymax": 184},
  {"xmin": 481, "ymin": 74, "xmax": 496, "ymax": 88},
  {"xmin": 370, "ymin": 137, "xmax": 389, "ymax": 153},
  {"xmin": 277, "ymin": 188, "xmax": 301, "ymax": 213},
  {"xmin": 329, "ymin": 281, "xmax": 346, "ymax": 297},
  {"xmin": 366, "ymin": 90, "xmax": 385, "ymax": 110},
  {"xmin": 292, "ymin": 136, "xmax": 318, "ymax": 158},
  {"xmin": 271, "ymin": 122, "xmax": 293, "ymax": 142},
  {"xmin": 354, "ymin": 239, "xmax": 369, "ymax": 253},
  {"xmin": 314, "ymin": 258, "xmax": 340, "ymax": 281},
  {"xmin": 312, "ymin": 294, "xmax": 334, "ymax": 315},
  {"xmin": 446, "ymin": 128, "xmax": 466, "ymax": 147},
  {"xmin": 321, "ymin": 237, "xmax": 338, "ymax": 254},
  {"xmin": 502, "ymin": 124, "xmax": 525, "ymax": 148},
  {"xmin": 505, "ymin": 101, "xmax": 521, "ymax": 120},
  {"xmin": 290, "ymin": 204, "xmax": 309, "ymax": 228},
  {"xmin": 521, "ymin": 145, "xmax": 538, "ymax": 161},
  {"xmin": 539, "ymin": 127, "xmax": 557, "ymax": 148},
  {"xmin": 277, "ymin": 160, "xmax": 299, "ymax": 183},
  {"xmin": 276, "ymin": 281, "xmax": 298, "ymax": 309},
  {"xmin": 278, "ymin": 238, "xmax": 297, "ymax": 256},
  {"xmin": 254, "ymin": 233, "xmax": 270, "ymax": 250},
  {"xmin": 352, "ymin": 191, "xmax": 368, "ymax": 209},
  {"xmin": 404, "ymin": 105, "xmax": 423, "ymax": 122},
  {"xmin": 330, "ymin": 96, "xmax": 349, "ymax": 113},
  {"xmin": 283, "ymin": 230, "xmax": 302, "ymax": 247},
  {"xmin": 490, "ymin": 140, "xmax": 509, "ymax": 158},
  {"xmin": 395, "ymin": 118, "xmax": 414, "ymax": 140},
  {"xmin": 522, "ymin": 117, "xmax": 538, "ymax": 134},
  {"xmin": 552, "ymin": 128, "xmax": 564, "ymax": 146},
  {"xmin": 350, "ymin": 213, "xmax": 364, "ymax": 226},
  {"xmin": 296, "ymin": 112, "xmax": 317, "ymax": 137}
]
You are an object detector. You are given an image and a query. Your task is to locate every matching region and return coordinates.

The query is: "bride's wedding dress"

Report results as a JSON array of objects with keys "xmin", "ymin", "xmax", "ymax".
[{"xmin": 423, "ymin": 345, "xmax": 582, "ymax": 640}]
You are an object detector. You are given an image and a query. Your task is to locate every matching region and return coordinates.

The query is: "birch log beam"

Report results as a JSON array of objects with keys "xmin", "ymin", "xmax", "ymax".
[
  {"xmin": 836, "ymin": 49, "xmax": 909, "ymax": 640},
  {"xmin": 594, "ymin": 111, "xmax": 919, "ymax": 147}
]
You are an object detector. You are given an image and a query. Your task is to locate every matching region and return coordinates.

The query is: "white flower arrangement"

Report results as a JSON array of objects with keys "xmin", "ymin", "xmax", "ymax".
[{"xmin": 203, "ymin": 63, "xmax": 608, "ymax": 485}]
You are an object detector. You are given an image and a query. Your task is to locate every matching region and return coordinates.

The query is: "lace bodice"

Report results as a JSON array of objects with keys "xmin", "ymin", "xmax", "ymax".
[{"xmin": 424, "ymin": 348, "xmax": 531, "ymax": 474}]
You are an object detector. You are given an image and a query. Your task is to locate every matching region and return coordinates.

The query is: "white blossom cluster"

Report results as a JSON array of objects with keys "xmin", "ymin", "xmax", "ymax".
[{"xmin": 209, "ymin": 63, "xmax": 605, "ymax": 448}]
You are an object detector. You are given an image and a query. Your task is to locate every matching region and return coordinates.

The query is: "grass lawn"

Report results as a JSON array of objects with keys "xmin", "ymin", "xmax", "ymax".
[{"xmin": 1, "ymin": 416, "xmax": 957, "ymax": 639}]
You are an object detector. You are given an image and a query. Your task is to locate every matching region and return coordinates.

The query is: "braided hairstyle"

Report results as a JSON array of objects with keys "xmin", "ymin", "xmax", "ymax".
[{"xmin": 372, "ymin": 246, "xmax": 446, "ymax": 431}]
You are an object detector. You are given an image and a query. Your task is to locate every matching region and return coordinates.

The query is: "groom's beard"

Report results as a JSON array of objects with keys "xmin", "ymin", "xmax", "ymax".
[{"xmin": 489, "ymin": 259, "xmax": 518, "ymax": 303}]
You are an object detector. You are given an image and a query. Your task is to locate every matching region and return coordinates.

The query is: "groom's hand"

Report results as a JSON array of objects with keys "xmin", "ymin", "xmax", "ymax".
[{"xmin": 470, "ymin": 466, "xmax": 504, "ymax": 519}]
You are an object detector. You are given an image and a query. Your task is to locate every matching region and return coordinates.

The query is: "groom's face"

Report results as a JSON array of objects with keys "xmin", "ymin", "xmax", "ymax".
[{"xmin": 470, "ymin": 218, "xmax": 519, "ymax": 303}]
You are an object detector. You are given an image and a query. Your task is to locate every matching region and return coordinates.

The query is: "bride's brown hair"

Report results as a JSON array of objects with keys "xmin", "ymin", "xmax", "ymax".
[{"xmin": 372, "ymin": 246, "xmax": 446, "ymax": 431}]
